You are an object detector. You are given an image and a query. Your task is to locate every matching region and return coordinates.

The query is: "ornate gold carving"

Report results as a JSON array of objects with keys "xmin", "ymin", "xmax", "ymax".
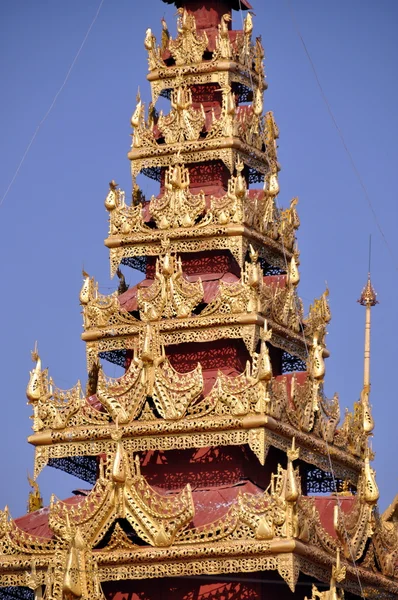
[
  {"xmin": 305, "ymin": 550, "xmax": 346, "ymax": 600},
  {"xmin": 6, "ymin": 4, "xmax": 398, "ymax": 598},
  {"xmin": 334, "ymin": 453, "xmax": 379, "ymax": 561},
  {"xmin": 26, "ymin": 347, "xmax": 108, "ymax": 433},
  {"xmin": 27, "ymin": 473, "xmax": 42, "ymax": 513},
  {"xmin": 137, "ymin": 249, "xmax": 204, "ymax": 320},
  {"xmin": 149, "ymin": 163, "xmax": 205, "ymax": 229},
  {"xmin": 157, "ymin": 86, "xmax": 205, "ymax": 144},
  {"xmin": 169, "ymin": 9, "xmax": 208, "ymax": 66},
  {"xmin": 96, "ymin": 324, "xmax": 203, "ymax": 422},
  {"xmin": 216, "ymin": 14, "xmax": 233, "ymax": 59},
  {"xmin": 269, "ymin": 269, "xmax": 303, "ymax": 333},
  {"xmin": 144, "ymin": 27, "xmax": 163, "ymax": 71}
]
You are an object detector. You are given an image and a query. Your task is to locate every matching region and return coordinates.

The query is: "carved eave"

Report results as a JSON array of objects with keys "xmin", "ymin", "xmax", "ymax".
[
  {"xmin": 25, "ymin": 339, "xmax": 365, "ymax": 485},
  {"xmin": 128, "ymin": 138, "xmax": 269, "ymax": 183},
  {"xmin": 27, "ymin": 405, "xmax": 364, "ymax": 485},
  {"xmin": 105, "ymin": 222, "xmax": 292, "ymax": 275},
  {"xmin": 81, "ymin": 312, "xmax": 309, "ymax": 365},
  {"xmin": 81, "ymin": 261, "xmax": 309, "ymax": 367},
  {"xmin": 2, "ymin": 453, "xmax": 398, "ymax": 599},
  {"xmin": 2, "ymin": 540, "xmax": 397, "ymax": 600},
  {"xmin": 147, "ymin": 60, "xmax": 264, "ymax": 103}
]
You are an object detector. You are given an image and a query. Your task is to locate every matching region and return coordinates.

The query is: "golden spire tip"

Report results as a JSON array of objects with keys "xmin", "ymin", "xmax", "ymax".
[{"xmin": 358, "ymin": 273, "xmax": 378, "ymax": 307}]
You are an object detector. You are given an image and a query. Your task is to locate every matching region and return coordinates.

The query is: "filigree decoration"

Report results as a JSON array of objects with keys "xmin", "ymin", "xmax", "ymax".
[
  {"xmin": 26, "ymin": 347, "xmax": 107, "ymax": 433},
  {"xmin": 149, "ymin": 163, "xmax": 205, "ymax": 229},
  {"xmin": 96, "ymin": 324, "xmax": 203, "ymax": 422},
  {"xmin": 236, "ymin": 12, "xmax": 255, "ymax": 70},
  {"xmin": 335, "ymin": 397, "xmax": 370, "ymax": 458},
  {"xmin": 168, "ymin": 9, "xmax": 208, "ymax": 66},
  {"xmin": 144, "ymin": 27, "xmax": 164, "ymax": 71},
  {"xmin": 215, "ymin": 14, "xmax": 233, "ymax": 59},
  {"xmin": 190, "ymin": 322, "xmax": 275, "ymax": 421},
  {"xmin": 264, "ymin": 111, "xmax": 280, "ymax": 175},
  {"xmin": 80, "ymin": 272, "xmax": 138, "ymax": 330},
  {"xmin": 145, "ymin": 10, "xmax": 265, "ymax": 90},
  {"xmin": 50, "ymin": 451, "xmax": 194, "ymax": 550},
  {"xmin": 286, "ymin": 375, "xmax": 318, "ymax": 433},
  {"xmin": 157, "ymin": 86, "xmax": 205, "ymax": 144},
  {"xmin": 305, "ymin": 289, "xmax": 331, "ymax": 343},
  {"xmin": 305, "ymin": 550, "xmax": 346, "ymax": 600},
  {"xmin": 16, "ymin": 449, "xmax": 192, "ymax": 598},
  {"xmin": 201, "ymin": 250, "xmax": 263, "ymax": 317},
  {"xmin": 205, "ymin": 84, "xmax": 266, "ymax": 153},
  {"xmin": 130, "ymin": 92, "xmax": 158, "ymax": 149},
  {"xmin": 27, "ymin": 474, "xmax": 42, "ymax": 514},
  {"xmin": 268, "ymin": 271, "xmax": 303, "ymax": 333},
  {"xmin": 209, "ymin": 157, "xmax": 246, "ymax": 225},
  {"xmin": 373, "ymin": 509, "xmax": 398, "ymax": 578},
  {"xmin": 177, "ymin": 438, "xmax": 302, "ymax": 547},
  {"xmin": 334, "ymin": 453, "xmax": 379, "ymax": 561},
  {"xmin": 104, "ymin": 180, "xmax": 147, "ymax": 236},
  {"xmin": 207, "ymin": 83, "xmax": 239, "ymax": 139},
  {"xmin": 137, "ymin": 250, "xmax": 204, "ymax": 320},
  {"xmin": 0, "ymin": 506, "xmax": 56, "ymax": 556}
]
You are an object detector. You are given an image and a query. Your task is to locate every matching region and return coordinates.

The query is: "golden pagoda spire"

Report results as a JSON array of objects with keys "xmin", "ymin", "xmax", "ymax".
[
  {"xmin": 358, "ymin": 272, "xmax": 378, "ymax": 393},
  {"xmin": 358, "ymin": 272, "xmax": 378, "ymax": 435}
]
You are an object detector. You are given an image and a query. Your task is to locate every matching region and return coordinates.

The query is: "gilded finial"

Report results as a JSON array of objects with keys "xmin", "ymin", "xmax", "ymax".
[
  {"xmin": 27, "ymin": 473, "xmax": 43, "ymax": 513},
  {"xmin": 105, "ymin": 180, "xmax": 119, "ymax": 211},
  {"xmin": 363, "ymin": 448, "xmax": 379, "ymax": 505},
  {"xmin": 132, "ymin": 183, "xmax": 145, "ymax": 207},
  {"xmin": 257, "ymin": 320, "xmax": 272, "ymax": 382},
  {"xmin": 358, "ymin": 273, "xmax": 378, "ymax": 307},
  {"xmin": 161, "ymin": 16, "xmax": 170, "ymax": 51},
  {"xmin": 284, "ymin": 438, "xmax": 300, "ymax": 504},
  {"xmin": 79, "ymin": 270, "xmax": 92, "ymax": 305},
  {"xmin": 116, "ymin": 268, "xmax": 129, "ymax": 295},
  {"xmin": 286, "ymin": 254, "xmax": 300, "ymax": 287},
  {"xmin": 287, "ymin": 436, "xmax": 300, "ymax": 462},
  {"xmin": 305, "ymin": 548, "xmax": 346, "ymax": 599},
  {"xmin": 86, "ymin": 359, "xmax": 100, "ymax": 397},
  {"xmin": 26, "ymin": 343, "xmax": 42, "ymax": 403},
  {"xmin": 358, "ymin": 271, "xmax": 378, "ymax": 433}
]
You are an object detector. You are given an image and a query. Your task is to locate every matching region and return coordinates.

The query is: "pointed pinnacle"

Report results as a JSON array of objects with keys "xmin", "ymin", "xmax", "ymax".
[{"xmin": 358, "ymin": 273, "xmax": 378, "ymax": 307}]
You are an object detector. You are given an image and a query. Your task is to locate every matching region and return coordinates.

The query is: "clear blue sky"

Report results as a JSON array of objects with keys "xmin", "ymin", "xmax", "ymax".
[{"xmin": 0, "ymin": 0, "xmax": 397, "ymax": 517}]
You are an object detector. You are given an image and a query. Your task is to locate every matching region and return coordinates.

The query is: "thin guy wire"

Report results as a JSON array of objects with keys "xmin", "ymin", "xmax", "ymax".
[
  {"xmin": 238, "ymin": 2, "xmax": 366, "ymax": 597},
  {"xmin": 285, "ymin": 0, "xmax": 398, "ymax": 272},
  {"xmin": 0, "ymin": 0, "xmax": 106, "ymax": 210}
]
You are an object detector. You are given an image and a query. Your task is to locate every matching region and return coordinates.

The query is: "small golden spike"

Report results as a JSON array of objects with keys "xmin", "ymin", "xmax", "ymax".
[
  {"xmin": 363, "ymin": 447, "xmax": 379, "ymax": 505},
  {"xmin": 116, "ymin": 268, "xmax": 129, "ymax": 295},
  {"xmin": 105, "ymin": 180, "xmax": 119, "ymax": 211},
  {"xmin": 26, "ymin": 343, "xmax": 42, "ymax": 402},
  {"xmin": 257, "ymin": 320, "xmax": 273, "ymax": 382},
  {"xmin": 286, "ymin": 254, "xmax": 300, "ymax": 287},
  {"xmin": 285, "ymin": 437, "xmax": 300, "ymax": 503},
  {"xmin": 86, "ymin": 359, "xmax": 100, "ymax": 397},
  {"xmin": 161, "ymin": 16, "xmax": 170, "ymax": 51},
  {"xmin": 79, "ymin": 270, "xmax": 91, "ymax": 305},
  {"xmin": 27, "ymin": 473, "xmax": 43, "ymax": 513},
  {"xmin": 112, "ymin": 441, "xmax": 127, "ymax": 484}
]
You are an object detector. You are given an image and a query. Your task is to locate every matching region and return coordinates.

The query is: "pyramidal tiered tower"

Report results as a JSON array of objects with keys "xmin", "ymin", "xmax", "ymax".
[{"xmin": 1, "ymin": 1, "xmax": 398, "ymax": 599}]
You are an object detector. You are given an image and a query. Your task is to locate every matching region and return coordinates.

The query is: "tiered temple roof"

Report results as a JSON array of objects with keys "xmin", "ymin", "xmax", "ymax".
[{"xmin": 1, "ymin": 1, "xmax": 397, "ymax": 599}]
